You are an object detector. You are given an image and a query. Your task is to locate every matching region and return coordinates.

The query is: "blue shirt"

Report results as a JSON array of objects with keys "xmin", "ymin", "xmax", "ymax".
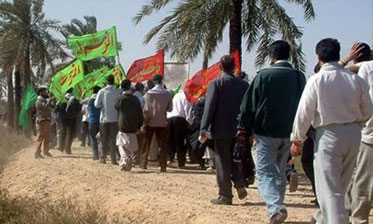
[{"xmin": 88, "ymin": 95, "xmax": 100, "ymax": 124}]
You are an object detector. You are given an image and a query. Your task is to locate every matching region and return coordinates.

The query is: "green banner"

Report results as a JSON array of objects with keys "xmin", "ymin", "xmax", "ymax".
[
  {"xmin": 74, "ymin": 66, "xmax": 109, "ymax": 99},
  {"xmin": 57, "ymin": 59, "xmax": 85, "ymax": 93},
  {"xmin": 68, "ymin": 26, "xmax": 119, "ymax": 61},
  {"xmin": 19, "ymin": 85, "xmax": 38, "ymax": 130},
  {"xmin": 49, "ymin": 74, "xmax": 66, "ymax": 102},
  {"xmin": 85, "ymin": 66, "xmax": 109, "ymax": 92},
  {"xmin": 107, "ymin": 64, "xmax": 126, "ymax": 86},
  {"xmin": 172, "ymin": 85, "xmax": 182, "ymax": 95}
]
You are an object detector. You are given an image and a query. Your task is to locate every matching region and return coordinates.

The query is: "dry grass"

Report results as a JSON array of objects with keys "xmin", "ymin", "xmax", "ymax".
[
  {"xmin": 0, "ymin": 190, "xmax": 121, "ymax": 224},
  {"xmin": 0, "ymin": 123, "xmax": 121, "ymax": 224},
  {"xmin": 0, "ymin": 124, "xmax": 30, "ymax": 171}
]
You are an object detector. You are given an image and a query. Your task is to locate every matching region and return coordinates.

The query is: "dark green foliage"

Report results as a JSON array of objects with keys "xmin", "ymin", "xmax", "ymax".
[{"xmin": 134, "ymin": 0, "xmax": 315, "ymax": 71}]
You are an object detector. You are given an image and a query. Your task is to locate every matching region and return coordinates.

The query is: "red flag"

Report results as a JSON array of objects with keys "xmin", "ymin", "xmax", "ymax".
[
  {"xmin": 184, "ymin": 62, "xmax": 221, "ymax": 103},
  {"xmin": 184, "ymin": 52, "xmax": 241, "ymax": 103},
  {"xmin": 232, "ymin": 50, "xmax": 241, "ymax": 76},
  {"xmin": 127, "ymin": 50, "xmax": 165, "ymax": 83}
]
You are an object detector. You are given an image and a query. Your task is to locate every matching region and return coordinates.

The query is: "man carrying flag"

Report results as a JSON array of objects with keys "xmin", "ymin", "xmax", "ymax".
[{"xmin": 35, "ymin": 86, "xmax": 54, "ymax": 158}]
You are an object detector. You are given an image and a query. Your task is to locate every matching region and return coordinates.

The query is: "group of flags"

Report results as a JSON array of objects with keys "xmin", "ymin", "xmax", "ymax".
[
  {"xmin": 48, "ymin": 25, "xmax": 242, "ymax": 104},
  {"xmin": 20, "ymin": 25, "xmax": 243, "ymax": 130},
  {"xmin": 49, "ymin": 26, "xmax": 165, "ymax": 102}
]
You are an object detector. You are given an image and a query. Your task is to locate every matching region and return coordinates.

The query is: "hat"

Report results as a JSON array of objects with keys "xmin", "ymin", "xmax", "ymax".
[{"xmin": 37, "ymin": 86, "xmax": 48, "ymax": 94}]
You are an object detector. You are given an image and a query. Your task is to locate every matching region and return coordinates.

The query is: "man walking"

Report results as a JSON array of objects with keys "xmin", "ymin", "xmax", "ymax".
[
  {"xmin": 140, "ymin": 75, "xmax": 173, "ymax": 172},
  {"xmin": 94, "ymin": 75, "xmax": 122, "ymax": 165},
  {"xmin": 56, "ymin": 88, "xmax": 81, "ymax": 154},
  {"xmin": 167, "ymin": 90, "xmax": 193, "ymax": 168},
  {"xmin": 115, "ymin": 80, "xmax": 143, "ymax": 171},
  {"xmin": 88, "ymin": 86, "xmax": 101, "ymax": 160},
  {"xmin": 201, "ymin": 55, "xmax": 249, "ymax": 205},
  {"xmin": 238, "ymin": 40, "xmax": 306, "ymax": 223},
  {"xmin": 350, "ymin": 59, "xmax": 373, "ymax": 224},
  {"xmin": 35, "ymin": 86, "xmax": 53, "ymax": 158},
  {"xmin": 291, "ymin": 38, "xmax": 372, "ymax": 224}
]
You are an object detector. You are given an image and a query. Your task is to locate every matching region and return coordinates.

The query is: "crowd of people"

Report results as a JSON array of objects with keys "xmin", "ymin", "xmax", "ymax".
[{"xmin": 33, "ymin": 38, "xmax": 373, "ymax": 224}]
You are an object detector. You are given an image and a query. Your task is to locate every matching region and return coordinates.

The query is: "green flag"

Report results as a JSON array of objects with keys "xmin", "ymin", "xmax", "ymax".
[
  {"xmin": 73, "ymin": 81, "xmax": 85, "ymax": 100},
  {"xmin": 107, "ymin": 64, "xmax": 126, "ymax": 86},
  {"xmin": 93, "ymin": 64, "xmax": 125, "ymax": 87},
  {"xmin": 74, "ymin": 66, "xmax": 109, "ymax": 99},
  {"xmin": 68, "ymin": 26, "xmax": 119, "ymax": 61},
  {"xmin": 19, "ymin": 85, "xmax": 38, "ymax": 130},
  {"xmin": 172, "ymin": 85, "xmax": 182, "ymax": 95},
  {"xmin": 56, "ymin": 59, "xmax": 85, "ymax": 93},
  {"xmin": 49, "ymin": 74, "xmax": 66, "ymax": 102},
  {"xmin": 84, "ymin": 66, "xmax": 109, "ymax": 93}
]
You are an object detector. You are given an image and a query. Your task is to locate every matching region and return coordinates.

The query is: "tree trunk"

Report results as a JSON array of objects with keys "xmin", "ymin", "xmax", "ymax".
[
  {"xmin": 6, "ymin": 73, "xmax": 14, "ymax": 130},
  {"xmin": 202, "ymin": 55, "xmax": 209, "ymax": 69},
  {"xmin": 14, "ymin": 70, "xmax": 22, "ymax": 130},
  {"xmin": 229, "ymin": 0, "xmax": 243, "ymax": 63},
  {"xmin": 24, "ymin": 47, "xmax": 31, "ymax": 86}
]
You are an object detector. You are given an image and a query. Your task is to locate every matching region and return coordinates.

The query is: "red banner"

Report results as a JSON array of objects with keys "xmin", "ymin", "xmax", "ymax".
[
  {"xmin": 184, "ymin": 62, "xmax": 221, "ymax": 103},
  {"xmin": 127, "ymin": 50, "xmax": 164, "ymax": 83},
  {"xmin": 184, "ymin": 51, "xmax": 242, "ymax": 103}
]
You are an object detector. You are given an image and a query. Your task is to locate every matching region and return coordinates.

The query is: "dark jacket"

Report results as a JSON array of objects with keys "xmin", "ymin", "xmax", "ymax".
[
  {"xmin": 201, "ymin": 73, "xmax": 249, "ymax": 138},
  {"xmin": 238, "ymin": 62, "xmax": 306, "ymax": 138},
  {"xmin": 115, "ymin": 92, "xmax": 144, "ymax": 133},
  {"xmin": 55, "ymin": 96, "xmax": 81, "ymax": 121},
  {"xmin": 192, "ymin": 97, "xmax": 205, "ymax": 129}
]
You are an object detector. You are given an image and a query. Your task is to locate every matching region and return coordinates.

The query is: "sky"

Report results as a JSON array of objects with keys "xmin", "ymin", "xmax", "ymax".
[{"xmin": 44, "ymin": 0, "xmax": 373, "ymax": 78}]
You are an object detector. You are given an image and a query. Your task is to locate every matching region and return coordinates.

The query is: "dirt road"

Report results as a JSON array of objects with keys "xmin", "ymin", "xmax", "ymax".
[{"xmin": 1, "ymin": 142, "xmax": 320, "ymax": 224}]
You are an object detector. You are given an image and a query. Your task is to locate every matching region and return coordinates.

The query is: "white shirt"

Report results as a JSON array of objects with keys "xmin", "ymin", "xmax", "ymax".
[
  {"xmin": 94, "ymin": 85, "xmax": 122, "ymax": 123},
  {"xmin": 133, "ymin": 91, "xmax": 145, "ymax": 108},
  {"xmin": 167, "ymin": 91, "xmax": 193, "ymax": 125},
  {"xmin": 81, "ymin": 104, "xmax": 88, "ymax": 122},
  {"xmin": 291, "ymin": 62, "xmax": 373, "ymax": 142},
  {"xmin": 358, "ymin": 61, "xmax": 373, "ymax": 144}
]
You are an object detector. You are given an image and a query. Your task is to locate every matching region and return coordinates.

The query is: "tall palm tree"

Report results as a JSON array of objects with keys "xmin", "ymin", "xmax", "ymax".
[
  {"xmin": 134, "ymin": 0, "xmax": 315, "ymax": 71},
  {"xmin": 0, "ymin": 0, "xmax": 68, "ymax": 84},
  {"xmin": 0, "ymin": 0, "xmax": 68, "ymax": 129}
]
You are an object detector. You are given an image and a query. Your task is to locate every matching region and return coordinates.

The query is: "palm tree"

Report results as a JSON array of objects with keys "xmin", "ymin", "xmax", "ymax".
[
  {"xmin": 0, "ymin": 0, "xmax": 68, "ymax": 129},
  {"xmin": 134, "ymin": 0, "xmax": 315, "ymax": 71}
]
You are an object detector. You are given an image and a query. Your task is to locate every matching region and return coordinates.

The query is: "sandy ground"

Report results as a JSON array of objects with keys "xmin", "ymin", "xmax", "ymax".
[{"xmin": 0, "ymin": 142, "xmax": 327, "ymax": 224}]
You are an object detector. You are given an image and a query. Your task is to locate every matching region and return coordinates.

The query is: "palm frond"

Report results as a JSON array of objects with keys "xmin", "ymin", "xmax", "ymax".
[
  {"xmin": 133, "ymin": 0, "xmax": 175, "ymax": 25},
  {"xmin": 285, "ymin": 0, "xmax": 315, "ymax": 22}
]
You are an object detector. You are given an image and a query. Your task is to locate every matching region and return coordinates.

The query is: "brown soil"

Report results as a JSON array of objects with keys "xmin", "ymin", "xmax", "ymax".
[{"xmin": 1, "ymin": 142, "xmax": 321, "ymax": 224}]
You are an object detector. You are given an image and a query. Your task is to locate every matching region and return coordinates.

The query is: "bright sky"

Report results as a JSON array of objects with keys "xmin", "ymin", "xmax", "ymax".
[{"xmin": 44, "ymin": 0, "xmax": 373, "ymax": 78}]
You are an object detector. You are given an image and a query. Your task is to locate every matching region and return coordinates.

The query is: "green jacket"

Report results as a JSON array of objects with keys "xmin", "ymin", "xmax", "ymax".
[{"xmin": 238, "ymin": 62, "xmax": 306, "ymax": 138}]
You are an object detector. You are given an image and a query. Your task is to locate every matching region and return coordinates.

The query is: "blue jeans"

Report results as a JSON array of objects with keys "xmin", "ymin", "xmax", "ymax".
[
  {"xmin": 256, "ymin": 135, "xmax": 290, "ymax": 218},
  {"xmin": 88, "ymin": 123, "xmax": 100, "ymax": 159}
]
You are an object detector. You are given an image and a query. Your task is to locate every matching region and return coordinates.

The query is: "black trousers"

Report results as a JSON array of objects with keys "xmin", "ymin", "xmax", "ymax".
[
  {"xmin": 301, "ymin": 136, "xmax": 316, "ymax": 197},
  {"xmin": 59, "ymin": 119, "xmax": 77, "ymax": 153},
  {"xmin": 215, "ymin": 137, "xmax": 246, "ymax": 199},
  {"xmin": 167, "ymin": 117, "xmax": 189, "ymax": 166},
  {"xmin": 188, "ymin": 129, "xmax": 206, "ymax": 167}
]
